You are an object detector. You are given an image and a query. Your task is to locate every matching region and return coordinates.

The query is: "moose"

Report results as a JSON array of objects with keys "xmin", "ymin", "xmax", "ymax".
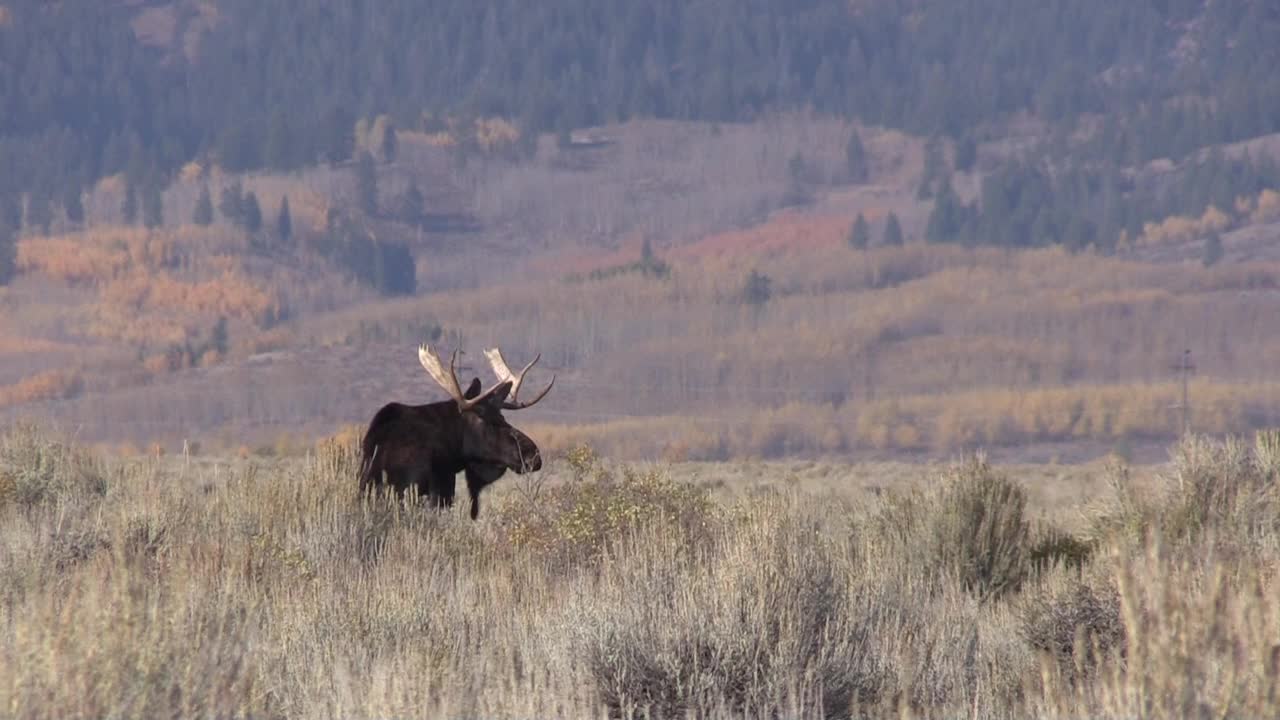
[{"xmin": 358, "ymin": 344, "xmax": 554, "ymax": 519}]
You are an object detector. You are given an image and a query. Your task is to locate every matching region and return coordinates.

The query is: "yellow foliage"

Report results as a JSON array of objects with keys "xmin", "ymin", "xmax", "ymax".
[
  {"xmin": 1199, "ymin": 205, "xmax": 1230, "ymax": 233},
  {"xmin": 273, "ymin": 433, "xmax": 297, "ymax": 457},
  {"xmin": 321, "ymin": 424, "xmax": 365, "ymax": 449},
  {"xmin": 400, "ymin": 129, "xmax": 456, "ymax": 148},
  {"xmin": 475, "ymin": 117, "xmax": 521, "ymax": 152},
  {"xmin": 243, "ymin": 327, "xmax": 294, "ymax": 355},
  {"xmin": 1252, "ymin": 189, "xmax": 1280, "ymax": 224},
  {"xmin": 180, "ymin": 161, "xmax": 205, "ymax": 183},
  {"xmin": 18, "ymin": 237, "xmax": 129, "ymax": 285},
  {"xmin": 1139, "ymin": 205, "xmax": 1230, "ymax": 245},
  {"xmin": 95, "ymin": 173, "xmax": 126, "ymax": 196},
  {"xmin": 846, "ymin": 380, "xmax": 1280, "ymax": 451}
]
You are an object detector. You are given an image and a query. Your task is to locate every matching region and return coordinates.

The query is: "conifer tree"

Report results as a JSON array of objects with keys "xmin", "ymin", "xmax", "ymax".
[
  {"xmin": 277, "ymin": 195, "xmax": 292, "ymax": 243},
  {"xmin": 219, "ymin": 180, "xmax": 244, "ymax": 226},
  {"xmin": 400, "ymin": 179, "xmax": 424, "ymax": 225},
  {"xmin": 122, "ymin": 181, "xmax": 138, "ymax": 225},
  {"xmin": 242, "ymin": 191, "xmax": 262, "ymax": 233},
  {"xmin": 26, "ymin": 188, "xmax": 54, "ymax": 234},
  {"xmin": 356, "ymin": 151, "xmax": 378, "ymax": 216},
  {"xmin": 0, "ymin": 193, "xmax": 21, "ymax": 232},
  {"xmin": 845, "ymin": 130, "xmax": 868, "ymax": 183},
  {"xmin": 63, "ymin": 185, "xmax": 85, "ymax": 226},
  {"xmin": 0, "ymin": 225, "xmax": 15, "ymax": 285},
  {"xmin": 142, "ymin": 183, "xmax": 164, "ymax": 228},
  {"xmin": 1202, "ymin": 231, "xmax": 1224, "ymax": 267},
  {"xmin": 849, "ymin": 213, "xmax": 871, "ymax": 249},
  {"xmin": 193, "ymin": 184, "xmax": 214, "ymax": 226},
  {"xmin": 743, "ymin": 269, "xmax": 772, "ymax": 307},
  {"xmin": 883, "ymin": 212, "xmax": 904, "ymax": 246},
  {"xmin": 264, "ymin": 111, "xmax": 294, "ymax": 171}
]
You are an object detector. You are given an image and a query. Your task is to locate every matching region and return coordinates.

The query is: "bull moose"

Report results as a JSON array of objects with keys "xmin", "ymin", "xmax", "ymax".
[{"xmin": 359, "ymin": 344, "xmax": 554, "ymax": 518}]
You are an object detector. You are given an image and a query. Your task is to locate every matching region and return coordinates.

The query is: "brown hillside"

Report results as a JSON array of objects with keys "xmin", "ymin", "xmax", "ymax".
[{"xmin": 3, "ymin": 117, "xmax": 1280, "ymax": 461}]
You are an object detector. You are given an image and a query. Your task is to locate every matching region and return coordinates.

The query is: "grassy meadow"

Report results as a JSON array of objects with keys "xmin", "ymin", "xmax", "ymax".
[{"xmin": 2, "ymin": 424, "xmax": 1278, "ymax": 718}]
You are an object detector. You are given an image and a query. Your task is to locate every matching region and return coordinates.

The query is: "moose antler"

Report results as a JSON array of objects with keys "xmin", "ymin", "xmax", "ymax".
[
  {"xmin": 418, "ymin": 344, "xmax": 510, "ymax": 412},
  {"xmin": 483, "ymin": 348, "xmax": 555, "ymax": 409}
]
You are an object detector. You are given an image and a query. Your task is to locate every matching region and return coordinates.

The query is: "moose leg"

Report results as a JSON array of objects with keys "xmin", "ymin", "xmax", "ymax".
[
  {"xmin": 361, "ymin": 464, "xmax": 410, "ymax": 501},
  {"xmin": 464, "ymin": 466, "xmax": 501, "ymax": 520},
  {"xmin": 464, "ymin": 464, "xmax": 507, "ymax": 521},
  {"xmin": 424, "ymin": 470, "xmax": 457, "ymax": 511}
]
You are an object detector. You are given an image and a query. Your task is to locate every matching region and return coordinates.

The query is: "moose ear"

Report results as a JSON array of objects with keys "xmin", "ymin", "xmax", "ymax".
[
  {"xmin": 463, "ymin": 377, "xmax": 483, "ymax": 400},
  {"xmin": 484, "ymin": 380, "xmax": 513, "ymax": 407}
]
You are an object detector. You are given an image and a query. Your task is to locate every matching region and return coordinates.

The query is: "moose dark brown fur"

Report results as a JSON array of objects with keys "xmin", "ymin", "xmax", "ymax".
[{"xmin": 359, "ymin": 345, "xmax": 553, "ymax": 519}]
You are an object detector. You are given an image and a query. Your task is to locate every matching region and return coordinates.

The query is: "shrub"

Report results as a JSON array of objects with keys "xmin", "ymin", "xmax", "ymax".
[
  {"xmin": 577, "ymin": 499, "xmax": 883, "ymax": 718},
  {"xmin": 1102, "ymin": 428, "xmax": 1280, "ymax": 538},
  {"xmin": 1133, "ymin": 431, "xmax": 1280, "ymax": 544},
  {"xmin": 1018, "ymin": 570, "xmax": 1124, "ymax": 684},
  {"xmin": 872, "ymin": 454, "xmax": 1031, "ymax": 599},
  {"xmin": 1028, "ymin": 524, "xmax": 1094, "ymax": 576},
  {"xmin": 491, "ymin": 447, "xmax": 718, "ymax": 568},
  {"xmin": 0, "ymin": 423, "xmax": 107, "ymax": 509}
]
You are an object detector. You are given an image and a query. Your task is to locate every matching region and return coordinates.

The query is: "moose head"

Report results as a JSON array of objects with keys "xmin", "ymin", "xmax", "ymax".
[{"xmin": 417, "ymin": 344, "xmax": 554, "ymax": 474}]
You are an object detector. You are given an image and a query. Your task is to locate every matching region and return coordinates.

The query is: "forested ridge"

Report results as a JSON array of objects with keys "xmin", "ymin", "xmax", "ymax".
[{"xmin": 2, "ymin": 0, "xmax": 1280, "ymax": 197}]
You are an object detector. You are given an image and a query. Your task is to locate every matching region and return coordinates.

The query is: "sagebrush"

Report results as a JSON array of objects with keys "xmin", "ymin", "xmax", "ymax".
[{"xmin": 1, "ymin": 429, "xmax": 1278, "ymax": 718}]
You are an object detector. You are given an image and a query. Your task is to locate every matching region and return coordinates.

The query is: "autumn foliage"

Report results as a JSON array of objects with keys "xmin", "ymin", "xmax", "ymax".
[
  {"xmin": 17, "ymin": 228, "xmax": 176, "ymax": 286},
  {"xmin": 0, "ymin": 369, "xmax": 84, "ymax": 408},
  {"xmin": 11, "ymin": 225, "xmax": 285, "ymax": 356}
]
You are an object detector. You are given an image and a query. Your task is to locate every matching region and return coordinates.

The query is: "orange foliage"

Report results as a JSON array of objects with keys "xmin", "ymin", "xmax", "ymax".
[
  {"xmin": 17, "ymin": 228, "xmax": 176, "ymax": 286},
  {"xmin": 103, "ymin": 271, "xmax": 279, "ymax": 324},
  {"xmin": 673, "ymin": 211, "xmax": 853, "ymax": 261},
  {"xmin": 0, "ymin": 334, "xmax": 72, "ymax": 355},
  {"xmin": 551, "ymin": 212, "xmax": 860, "ymax": 276},
  {"xmin": 0, "ymin": 369, "xmax": 84, "ymax": 407},
  {"xmin": 142, "ymin": 354, "xmax": 173, "ymax": 376}
]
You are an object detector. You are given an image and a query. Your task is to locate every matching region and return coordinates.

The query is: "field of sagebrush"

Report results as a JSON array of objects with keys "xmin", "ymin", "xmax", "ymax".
[{"xmin": 2, "ymin": 425, "xmax": 1279, "ymax": 718}]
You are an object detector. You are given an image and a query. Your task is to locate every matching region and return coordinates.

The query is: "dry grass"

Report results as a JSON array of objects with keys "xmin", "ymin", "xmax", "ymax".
[{"xmin": 2, "ymin": 426, "xmax": 1278, "ymax": 718}]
